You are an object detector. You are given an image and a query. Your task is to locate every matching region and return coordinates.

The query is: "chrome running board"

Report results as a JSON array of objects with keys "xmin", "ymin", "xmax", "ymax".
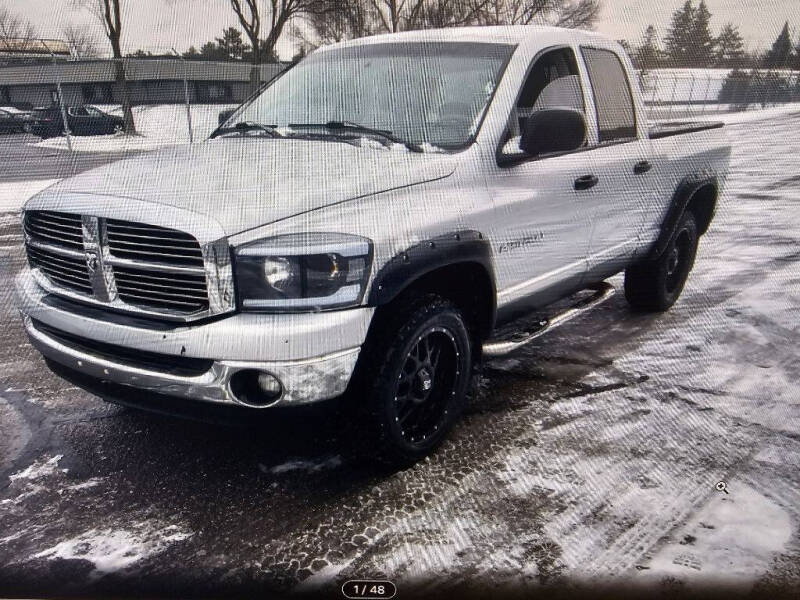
[{"xmin": 482, "ymin": 282, "xmax": 615, "ymax": 357}]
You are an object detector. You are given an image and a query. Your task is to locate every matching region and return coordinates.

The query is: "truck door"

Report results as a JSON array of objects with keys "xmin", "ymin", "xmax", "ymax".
[
  {"xmin": 576, "ymin": 46, "xmax": 653, "ymax": 278},
  {"xmin": 489, "ymin": 46, "xmax": 594, "ymax": 317}
]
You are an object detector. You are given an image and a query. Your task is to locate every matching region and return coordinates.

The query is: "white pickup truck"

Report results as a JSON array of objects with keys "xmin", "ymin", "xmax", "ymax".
[{"xmin": 16, "ymin": 26, "xmax": 730, "ymax": 465}]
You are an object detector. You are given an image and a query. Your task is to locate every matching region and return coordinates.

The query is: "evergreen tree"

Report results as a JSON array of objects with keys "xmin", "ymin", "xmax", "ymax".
[
  {"xmin": 691, "ymin": 0, "xmax": 715, "ymax": 66},
  {"xmin": 763, "ymin": 22, "xmax": 792, "ymax": 68},
  {"xmin": 199, "ymin": 41, "xmax": 226, "ymax": 61},
  {"xmin": 664, "ymin": 1, "xmax": 696, "ymax": 67},
  {"xmin": 215, "ymin": 28, "xmax": 246, "ymax": 61},
  {"xmin": 636, "ymin": 24, "xmax": 661, "ymax": 70},
  {"xmin": 795, "ymin": 36, "xmax": 800, "ymax": 70},
  {"xmin": 715, "ymin": 23, "xmax": 745, "ymax": 67}
]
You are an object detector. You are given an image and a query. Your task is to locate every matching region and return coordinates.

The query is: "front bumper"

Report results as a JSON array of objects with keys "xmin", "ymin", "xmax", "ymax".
[{"xmin": 16, "ymin": 268, "xmax": 374, "ymax": 407}]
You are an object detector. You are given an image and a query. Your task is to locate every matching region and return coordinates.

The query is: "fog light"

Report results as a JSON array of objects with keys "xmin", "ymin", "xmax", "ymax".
[
  {"xmin": 257, "ymin": 372, "xmax": 282, "ymax": 397},
  {"xmin": 229, "ymin": 369, "xmax": 283, "ymax": 407}
]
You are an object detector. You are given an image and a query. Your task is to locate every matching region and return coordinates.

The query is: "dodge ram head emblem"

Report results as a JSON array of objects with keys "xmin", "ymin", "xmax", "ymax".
[{"xmin": 85, "ymin": 251, "xmax": 98, "ymax": 274}]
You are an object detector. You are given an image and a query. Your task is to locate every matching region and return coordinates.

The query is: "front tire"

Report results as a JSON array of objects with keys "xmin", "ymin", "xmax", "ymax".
[
  {"xmin": 625, "ymin": 210, "xmax": 699, "ymax": 312},
  {"xmin": 355, "ymin": 294, "xmax": 473, "ymax": 467}
]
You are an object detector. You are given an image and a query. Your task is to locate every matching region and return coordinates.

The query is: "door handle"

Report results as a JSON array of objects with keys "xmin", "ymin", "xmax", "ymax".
[
  {"xmin": 574, "ymin": 175, "xmax": 599, "ymax": 190},
  {"xmin": 633, "ymin": 160, "xmax": 652, "ymax": 174}
]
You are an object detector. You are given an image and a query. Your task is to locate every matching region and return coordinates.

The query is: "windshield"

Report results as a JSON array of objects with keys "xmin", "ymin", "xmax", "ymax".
[{"xmin": 229, "ymin": 41, "xmax": 515, "ymax": 149}]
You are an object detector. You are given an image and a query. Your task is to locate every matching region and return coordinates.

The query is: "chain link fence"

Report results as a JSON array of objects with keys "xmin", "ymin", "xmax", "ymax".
[{"xmin": 639, "ymin": 69, "xmax": 800, "ymax": 121}]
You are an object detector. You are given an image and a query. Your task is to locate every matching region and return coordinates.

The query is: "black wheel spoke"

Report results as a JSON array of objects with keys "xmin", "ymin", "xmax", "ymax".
[
  {"xmin": 430, "ymin": 345, "xmax": 442, "ymax": 369},
  {"xmin": 392, "ymin": 327, "xmax": 460, "ymax": 446}
]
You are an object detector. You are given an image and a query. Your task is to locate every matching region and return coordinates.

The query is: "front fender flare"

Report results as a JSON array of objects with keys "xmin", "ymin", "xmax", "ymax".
[{"xmin": 367, "ymin": 230, "xmax": 496, "ymax": 325}]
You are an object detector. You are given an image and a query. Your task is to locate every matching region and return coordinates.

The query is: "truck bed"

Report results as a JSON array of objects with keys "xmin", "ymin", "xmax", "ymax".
[{"xmin": 648, "ymin": 120, "xmax": 724, "ymax": 140}]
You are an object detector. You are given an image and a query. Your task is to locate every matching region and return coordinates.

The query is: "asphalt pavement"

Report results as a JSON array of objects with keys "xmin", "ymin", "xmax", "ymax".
[{"xmin": 1, "ymin": 115, "xmax": 799, "ymax": 599}]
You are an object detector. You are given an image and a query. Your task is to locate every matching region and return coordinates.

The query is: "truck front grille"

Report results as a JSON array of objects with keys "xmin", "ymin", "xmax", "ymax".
[
  {"xmin": 106, "ymin": 219, "xmax": 205, "ymax": 266},
  {"xmin": 26, "ymin": 244, "xmax": 93, "ymax": 294},
  {"xmin": 113, "ymin": 264, "xmax": 209, "ymax": 313},
  {"xmin": 23, "ymin": 210, "xmax": 232, "ymax": 321}
]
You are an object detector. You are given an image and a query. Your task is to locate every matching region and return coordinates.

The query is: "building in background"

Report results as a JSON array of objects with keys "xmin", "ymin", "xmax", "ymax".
[{"xmin": 0, "ymin": 59, "xmax": 286, "ymax": 108}]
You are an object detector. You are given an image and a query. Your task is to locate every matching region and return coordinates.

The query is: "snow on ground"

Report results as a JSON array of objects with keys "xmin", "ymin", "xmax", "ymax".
[
  {"xmin": 0, "ymin": 179, "xmax": 60, "ymax": 213},
  {"xmin": 8, "ymin": 455, "xmax": 66, "ymax": 482},
  {"xmin": 4, "ymin": 450, "xmax": 194, "ymax": 578},
  {"xmin": 33, "ymin": 524, "xmax": 192, "ymax": 579},
  {"xmin": 33, "ymin": 104, "xmax": 236, "ymax": 153},
  {"xmin": 638, "ymin": 481, "xmax": 792, "ymax": 588},
  {"xmin": 261, "ymin": 455, "xmax": 343, "ymax": 475}
]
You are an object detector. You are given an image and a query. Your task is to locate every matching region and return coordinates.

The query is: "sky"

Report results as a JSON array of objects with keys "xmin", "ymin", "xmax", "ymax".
[{"xmin": 8, "ymin": 0, "xmax": 800, "ymax": 60}]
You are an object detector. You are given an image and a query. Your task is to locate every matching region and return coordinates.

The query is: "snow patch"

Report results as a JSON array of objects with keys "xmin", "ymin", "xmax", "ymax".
[
  {"xmin": 261, "ymin": 455, "xmax": 343, "ymax": 475},
  {"xmin": 638, "ymin": 481, "xmax": 791, "ymax": 588},
  {"xmin": 0, "ymin": 530, "xmax": 24, "ymax": 545},
  {"xmin": 9, "ymin": 455, "xmax": 66, "ymax": 482},
  {"xmin": 33, "ymin": 524, "xmax": 192, "ymax": 578},
  {"xmin": 60, "ymin": 477, "xmax": 105, "ymax": 493},
  {"xmin": 32, "ymin": 104, "xmax": 236, "ymax": 153}
]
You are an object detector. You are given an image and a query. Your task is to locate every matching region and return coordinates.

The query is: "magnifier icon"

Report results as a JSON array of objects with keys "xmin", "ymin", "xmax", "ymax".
[{"xmin": 715, "ymin": 481, "xmax": 729, "ymax": 494}]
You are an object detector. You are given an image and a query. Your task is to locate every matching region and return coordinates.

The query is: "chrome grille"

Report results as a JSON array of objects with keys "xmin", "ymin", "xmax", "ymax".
[
  {"xmin": 113, "ymin": 265, "xmax": 209, "ymax": 312},
  {"xmin": 26, "ymin": 244, "xmax": 92, "ymax": 294},
  {"xmin": 24, "ymin": 210, "xmax": 84, "ymax": 251},
  {"xmin": 23, "ymin": 210, "xmax": 233, "ymax": 321},
  {"xmin": 106, "ymin": 219, "xmax": 205, "ymax": 266}
]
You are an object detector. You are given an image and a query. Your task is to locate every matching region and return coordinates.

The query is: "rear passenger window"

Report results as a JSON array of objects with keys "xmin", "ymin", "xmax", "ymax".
[{"xmin": 581, "ymin": 47, "xmax": 636, "ymax": 143}]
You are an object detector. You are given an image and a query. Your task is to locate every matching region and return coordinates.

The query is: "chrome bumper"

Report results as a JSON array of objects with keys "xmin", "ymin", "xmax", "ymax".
[{"xmin": 16, "ymin": 268, "xmax": 374, "ymax": 407}]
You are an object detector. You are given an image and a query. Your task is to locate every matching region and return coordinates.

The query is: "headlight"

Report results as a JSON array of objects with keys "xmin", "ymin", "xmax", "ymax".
[{"xmin": 234, "ymin": 233, "xmax": 372, "ymax": 311}]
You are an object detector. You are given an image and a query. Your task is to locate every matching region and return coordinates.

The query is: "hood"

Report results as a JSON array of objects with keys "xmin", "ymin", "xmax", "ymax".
[{"xmin": 40, "ymin": 138, "xmax": 459, "ymax": 236}]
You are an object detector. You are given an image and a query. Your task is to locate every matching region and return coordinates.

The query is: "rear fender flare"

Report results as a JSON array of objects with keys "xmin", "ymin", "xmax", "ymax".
[{"xmin": 649, "ymin": 174, "xmax": 717, "ymax": 260}]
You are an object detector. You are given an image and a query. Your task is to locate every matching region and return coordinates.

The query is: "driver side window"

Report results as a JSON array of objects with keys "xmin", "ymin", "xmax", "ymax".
[{"xmin": 502, "ymin": 47, "xmax": 586, "ymax": 156}]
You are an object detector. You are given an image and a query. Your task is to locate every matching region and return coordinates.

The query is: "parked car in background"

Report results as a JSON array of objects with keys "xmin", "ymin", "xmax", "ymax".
[
  {"xmin": 29, "ymin": 105, "xmax": 124, "ymax": 138},
  {"xmin": 218, "ymin": 107, "xmax": 236, "ymax": 126},
  {"xmin": 0, "ymin": 106, "xmax": 33, "ymax": 133}
]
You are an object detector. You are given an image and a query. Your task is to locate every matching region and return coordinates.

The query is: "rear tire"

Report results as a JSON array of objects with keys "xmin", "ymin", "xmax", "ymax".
[
  {"xmin": 352, "ymin": 294, "xmax": 473, "ymax": 468},
  {"xmin": 625, "ymin": 211, "xmax": 699, "ymax": 312}
]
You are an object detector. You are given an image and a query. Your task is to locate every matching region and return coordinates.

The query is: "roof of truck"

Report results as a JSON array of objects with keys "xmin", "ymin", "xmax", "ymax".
[{"xmin": 316, "ymin": 25, "xmax": 613, "ymax": 53}]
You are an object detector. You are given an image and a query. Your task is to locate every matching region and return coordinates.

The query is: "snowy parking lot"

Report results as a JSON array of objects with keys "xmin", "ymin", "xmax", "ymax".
[{"xmin": 0, "ymin": 109, "xmax": 799, "ymax": 598}]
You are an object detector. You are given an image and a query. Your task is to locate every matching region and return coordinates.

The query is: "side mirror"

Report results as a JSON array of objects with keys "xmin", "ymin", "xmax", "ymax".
[{"xmin": 519, "ymin": 108, "xmax": 586, "ymax": 157}]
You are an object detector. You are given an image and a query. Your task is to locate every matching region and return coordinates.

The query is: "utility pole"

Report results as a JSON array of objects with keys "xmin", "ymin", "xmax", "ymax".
[
  {"xmin": 172, "ymin": 48, "xmax": 194, "ymax": 143},
  {"xmin": 41, "ymin": 39, "xmax": 72, "ymax": 152}
]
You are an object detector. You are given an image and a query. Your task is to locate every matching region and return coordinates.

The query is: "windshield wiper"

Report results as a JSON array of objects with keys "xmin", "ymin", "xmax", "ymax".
[
  {"xmin": 210, "ymin": 121, "xmax": 282, "ymax": 139},
  {"xmin": 287, "ymin": 121, "xmax": 424, "ymax": 153}
]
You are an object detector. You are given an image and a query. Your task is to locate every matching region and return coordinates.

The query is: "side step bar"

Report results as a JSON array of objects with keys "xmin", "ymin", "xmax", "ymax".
[{"xmin": 482, "ymin": 282, "xmax": 615, "ymax": 358}]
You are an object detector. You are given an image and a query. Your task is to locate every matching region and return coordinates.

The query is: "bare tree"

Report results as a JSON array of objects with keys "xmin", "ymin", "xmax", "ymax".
[
  {"xmin": 73, "ymin": 0, "xmax": 136, "ymax": 133},
  {"xmin": 303, "ymin": 0, "xmax": 487, "ymax": 40},
  {"xmin": 297, "ymin": 0, "xmax": 378, "ymax": 46},
  {"xmin": 0, "ymin": 5, "xmax": 36, "ymax": 53},
  {"xmin": 478, "ymin": 0, "xmax": 600, "ymax": 29},
  {"xmin": 63, "ymin": 24, "xmax": 99, "ymax": 58},
  {"xmin": 227, "ymin": 1, "xmax": 329, "ymax": 87},
  {"xmin": 304, "ymin": 0, "xmax": 599, "ymax": 47}
]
